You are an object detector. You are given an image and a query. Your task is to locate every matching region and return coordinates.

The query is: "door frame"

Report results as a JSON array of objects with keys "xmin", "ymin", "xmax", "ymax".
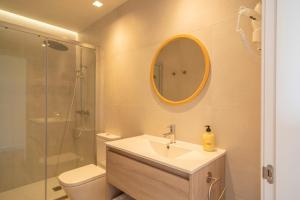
[{"xmin": 261, "ymin": 0, "xmax": 276, "ymax": 199}]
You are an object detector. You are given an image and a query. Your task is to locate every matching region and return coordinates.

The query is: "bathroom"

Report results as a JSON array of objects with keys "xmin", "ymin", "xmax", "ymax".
[{"xmin": 0, "ymin": 0, "xmax": 298, "ymax": 200}]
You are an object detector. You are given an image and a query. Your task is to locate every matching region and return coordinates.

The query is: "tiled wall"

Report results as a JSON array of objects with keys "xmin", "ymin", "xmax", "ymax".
[{"xmin": 80, "ymin": 0, "xmax": 261, "ymax": 199}]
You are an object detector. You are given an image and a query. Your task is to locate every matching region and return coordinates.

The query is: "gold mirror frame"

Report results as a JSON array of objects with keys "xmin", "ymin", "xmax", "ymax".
[{"xmin": 150, "ymin": 34, "xmax": 211, "ymax": 105}]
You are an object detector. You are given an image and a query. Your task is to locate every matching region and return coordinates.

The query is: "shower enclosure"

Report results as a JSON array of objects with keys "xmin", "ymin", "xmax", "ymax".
[{"xmin": 0, "ymin": 26, "xmax": 96, "ymax": 200}]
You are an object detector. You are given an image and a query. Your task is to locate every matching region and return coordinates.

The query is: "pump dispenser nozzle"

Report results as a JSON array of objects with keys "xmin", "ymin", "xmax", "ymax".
[{"xmin": 205, "ymin": 125, "xmax": 212, "ymax": 132}]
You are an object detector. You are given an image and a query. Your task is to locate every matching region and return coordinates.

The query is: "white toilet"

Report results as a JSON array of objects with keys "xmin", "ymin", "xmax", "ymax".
[{"xmin": 58, "ymin": 133, "xmax": 121, "ymax": 200}]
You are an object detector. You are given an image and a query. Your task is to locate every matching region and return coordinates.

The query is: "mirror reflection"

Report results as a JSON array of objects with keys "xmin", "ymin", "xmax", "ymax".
[{"xmin": 151, "ymin": 36, "xmax": 210, "ymax": 104}]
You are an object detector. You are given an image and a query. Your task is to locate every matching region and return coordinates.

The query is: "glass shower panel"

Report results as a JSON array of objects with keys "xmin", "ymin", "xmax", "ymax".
[
  {"xmin": 46, "ymin": 40, "xmax": 76, "ymax": 177},
  {"xmin": 46, "ymin": 42, "xmax": 96, "ymax": 199},
  {"xmin": 0, "ymin": 28, "xmax": 46, "ymax": 199},
  {"xmin": 75, "ymin": 47, "xmax": 96, "ymax": 166}
]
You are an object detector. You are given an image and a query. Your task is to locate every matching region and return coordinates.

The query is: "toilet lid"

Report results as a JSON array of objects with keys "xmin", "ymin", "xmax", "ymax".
[
  {"xmin": 97, "ymin": 132, "xmax": 121, "ymax": 141},
  {"xmin": 58, "ymin": 164, "xmax": 106, "ymax": 187}
]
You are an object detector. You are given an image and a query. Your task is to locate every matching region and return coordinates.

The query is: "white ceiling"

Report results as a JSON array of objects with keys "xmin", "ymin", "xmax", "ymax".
[{"xmin": 0, "ymin": 0, "xmax": 128, "ymax": 32}]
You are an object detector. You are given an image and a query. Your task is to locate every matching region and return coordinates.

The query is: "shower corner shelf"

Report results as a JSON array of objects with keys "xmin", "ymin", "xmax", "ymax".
[{"xmin": 29, "ymin": 117, "xmax": 73, "ymax": 124}]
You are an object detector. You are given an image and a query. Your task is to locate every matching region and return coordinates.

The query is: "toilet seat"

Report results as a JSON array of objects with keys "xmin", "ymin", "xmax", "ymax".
[{"xmin": 58, "ymin": 164, "xmax": 106, "ymax": 187}]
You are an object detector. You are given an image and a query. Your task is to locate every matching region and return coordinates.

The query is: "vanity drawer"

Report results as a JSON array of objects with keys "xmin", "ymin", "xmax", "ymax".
[{"xmin": 106, "ymin": 150, "xmax": 190, "ymax": 200}]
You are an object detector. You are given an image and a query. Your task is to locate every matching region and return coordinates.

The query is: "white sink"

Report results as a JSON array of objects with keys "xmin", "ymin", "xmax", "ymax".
[
  {"xmin": 148, "ymin": 140, "xmax": 190, "ymax": 159},
  {"xmin": 106, "ymin": 135, "xmax": 226, "ymax": 174}
]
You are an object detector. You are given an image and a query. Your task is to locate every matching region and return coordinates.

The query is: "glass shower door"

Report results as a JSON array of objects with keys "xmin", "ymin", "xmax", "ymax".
[
  {"xmin": 0, "ymin": 27, "xmax": 47, "ymax": 200},
  {"xmin": 0, "ymin": 26, "xmax": 96, "ymax": 200},
  {"xmin": 45, "ymin": 40, "xmax": 77, "ymax": 200},
  {"xmin": 75, "ymin": 47, "xmax": 96, "ymax": 167},
  {"xmin": 46, "ymin": 41, "xmax": 96, "ymax": 200}
]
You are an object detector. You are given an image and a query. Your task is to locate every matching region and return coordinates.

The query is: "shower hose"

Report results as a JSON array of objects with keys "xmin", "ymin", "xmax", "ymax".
[{"xmin": 55, "ymin": 70, "xmax": 80, "ymax": 174}]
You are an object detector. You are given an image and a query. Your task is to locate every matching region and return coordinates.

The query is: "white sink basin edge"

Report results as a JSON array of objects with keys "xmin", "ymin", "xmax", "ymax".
[{"xmin": 106, "ymin": 134, "xmax": 226, "ymax": 174}]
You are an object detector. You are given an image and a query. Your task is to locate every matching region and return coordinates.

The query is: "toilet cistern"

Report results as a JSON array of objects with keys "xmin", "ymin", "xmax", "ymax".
[{"xmin": 162, "ymin": 124, "xmax": 176, "ymax": 146}]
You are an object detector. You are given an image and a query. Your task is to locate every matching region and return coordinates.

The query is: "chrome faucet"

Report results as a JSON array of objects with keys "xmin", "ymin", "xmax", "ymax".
[{"xmin": 163, "ymin": 124, "xmax": 176, "ymax": 144}]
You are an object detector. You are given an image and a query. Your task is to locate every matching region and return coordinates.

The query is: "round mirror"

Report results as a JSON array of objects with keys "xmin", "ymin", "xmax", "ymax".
[{"xmin": 150, "ymin": 35, "xmax": 210, "ymax": 105}]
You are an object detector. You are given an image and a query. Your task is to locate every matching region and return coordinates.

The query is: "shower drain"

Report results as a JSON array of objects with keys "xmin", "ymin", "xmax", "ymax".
[
  {"xmin": 53, "ymin": 195, "xmax": 68, "ymax": 200},
  {"xmin": 52, "ymin": 185, "xmax": 62, "ymax": 191}
]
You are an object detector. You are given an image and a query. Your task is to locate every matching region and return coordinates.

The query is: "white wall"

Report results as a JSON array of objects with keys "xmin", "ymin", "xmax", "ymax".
[
  {"xmin": 81, "ymin": 0, "xmax": 261, "ymax": 199},
  {"xmin": 276, "ymin": 0, "xmax": 300, "ymax": 199}
]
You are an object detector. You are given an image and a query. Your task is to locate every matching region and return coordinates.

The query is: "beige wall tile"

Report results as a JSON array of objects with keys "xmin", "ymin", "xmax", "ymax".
[{"xmin": 80, "ymin": 0, "xmax": 261, "ymax": 199}]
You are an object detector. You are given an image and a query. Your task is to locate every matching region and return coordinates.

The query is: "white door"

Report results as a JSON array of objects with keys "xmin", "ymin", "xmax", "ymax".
[
  {"xmin": 263, "ymin": 0, "xmax": 300, "ymax": 199},
  {"xmin": 261, "ymin": 0, "xmax": 276, "ymax": 199},
  {"xmin": 275, "ymin": 0, "xmax": 300, "ymax": 199}
]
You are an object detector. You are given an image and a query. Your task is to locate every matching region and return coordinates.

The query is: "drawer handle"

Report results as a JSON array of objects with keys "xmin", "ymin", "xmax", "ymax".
[{"xmin": 207, "ymin": 172, "xmax": 226, "ymax": 200}]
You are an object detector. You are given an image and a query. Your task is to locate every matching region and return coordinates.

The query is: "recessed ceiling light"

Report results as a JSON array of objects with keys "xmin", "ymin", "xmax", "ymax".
[{"xmin": 93, "ymin": 1, "xmax": 103, "ymax": 8}]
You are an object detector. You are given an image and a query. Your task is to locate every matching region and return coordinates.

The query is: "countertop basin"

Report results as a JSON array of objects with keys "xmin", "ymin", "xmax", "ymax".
[{"xmin": 106, "ymin": 134, "xmax": 226, "ymax": 174}]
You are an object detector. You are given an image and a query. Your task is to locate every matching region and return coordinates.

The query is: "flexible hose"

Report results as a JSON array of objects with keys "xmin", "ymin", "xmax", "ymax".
[
  {"xmin": 208, "ymin": 177, "xmax": 226, "ymax": 200},
  {"xmin": 54, "ymin": 71, "xmax": 80, "ymax": 174}
]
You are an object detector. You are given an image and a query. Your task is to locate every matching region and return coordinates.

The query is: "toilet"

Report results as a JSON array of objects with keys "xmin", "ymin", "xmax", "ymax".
[{"xmin": 58, "ymin": 133, "xmax": 121, "ymax": 200}]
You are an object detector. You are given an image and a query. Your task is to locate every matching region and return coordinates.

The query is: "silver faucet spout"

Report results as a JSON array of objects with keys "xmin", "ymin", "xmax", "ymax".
[{"xmin": 163, "ymin": 124, "xmax": 176, "ymax": 144}]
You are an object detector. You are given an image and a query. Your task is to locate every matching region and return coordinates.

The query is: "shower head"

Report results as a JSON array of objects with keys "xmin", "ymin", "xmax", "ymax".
[{"xmin": 47, "ymin": 40, "xmax": 68, "ymax": 51}]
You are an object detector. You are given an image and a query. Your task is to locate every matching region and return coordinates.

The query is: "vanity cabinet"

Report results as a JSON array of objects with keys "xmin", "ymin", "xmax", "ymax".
[{"xmin": 106, "ymin": 148, "xmax": 225, "ymax": 200}]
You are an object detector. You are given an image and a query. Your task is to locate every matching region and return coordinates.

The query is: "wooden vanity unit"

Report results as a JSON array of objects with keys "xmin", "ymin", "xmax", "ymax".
[{"xmin": 106, "ymin": 146, "xmax": 225, "ymax": 200}]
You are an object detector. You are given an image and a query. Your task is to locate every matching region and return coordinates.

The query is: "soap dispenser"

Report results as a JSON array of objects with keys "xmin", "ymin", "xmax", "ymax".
[{"xmin": 202, "ymin": 125, "xmax": 216, "ymax": 152}]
